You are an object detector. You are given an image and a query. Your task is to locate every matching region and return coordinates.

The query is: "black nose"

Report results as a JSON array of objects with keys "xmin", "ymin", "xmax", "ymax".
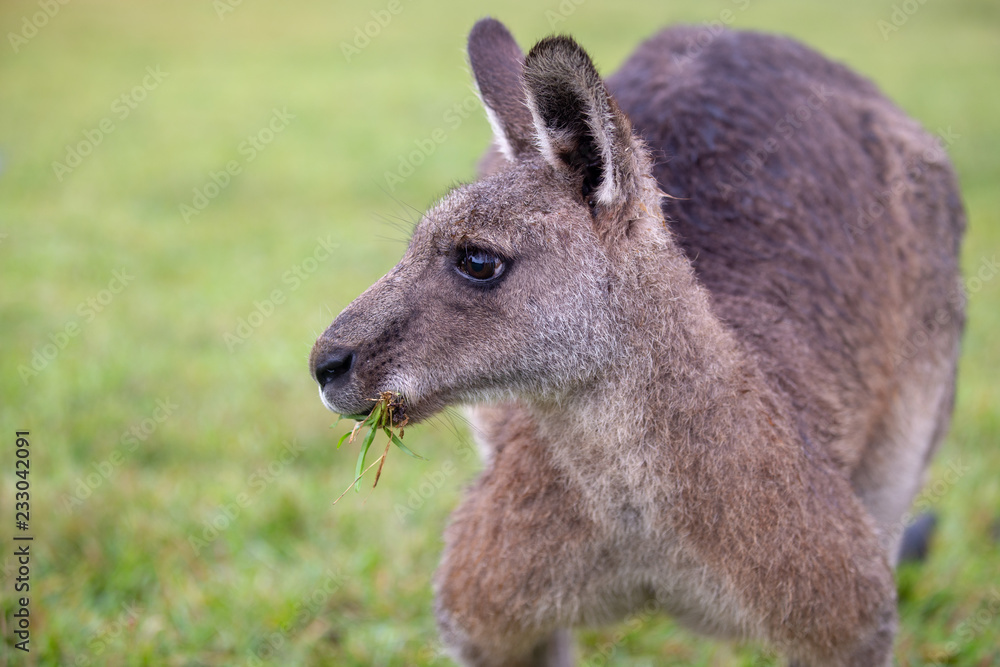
[{"xmin": 313, "ymin": 348, "xmax": 354, "ymax": 388}]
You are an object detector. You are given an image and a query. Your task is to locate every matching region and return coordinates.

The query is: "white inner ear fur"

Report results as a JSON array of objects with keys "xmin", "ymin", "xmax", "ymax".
[
  {"xmin": 583, "ymin": 92, "xmax": 621, "ymax": 207},
  {"xmin": 524, "ymin": 88, "xmax": 560, "ymax": 168},
  {"xmin": 525, "ymin": 86, "xmax": 622, "ymax": 207},
  {"xmin": 483, "ymin": 104, "xmax": 514, "ymax": 161},
  {"xmin": 473, "ymin": 81, "xmax": 515, "ymax": 162}
]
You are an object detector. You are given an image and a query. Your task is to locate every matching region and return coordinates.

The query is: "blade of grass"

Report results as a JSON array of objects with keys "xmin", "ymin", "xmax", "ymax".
[
  {"xmin": 337, "ymin": 431, "xmax": 352, "ymax": 449},
  {"xmin": 385, "ymin": 428, "xmax": 425, "ymax": 460},
  {"xmin": 333, "ymin": 454, "xmax": 387, "ymax": 506},
  {"xmin": 368, "ymin": 402, "xmax": 384, "ymax": 428},
  {"xmin": 372, "ymin": 439, "xmax": 391, "ymax": 487},
  {"xmin": 354, "ymin": 425, "xmax": 378, "ymax": 492}
]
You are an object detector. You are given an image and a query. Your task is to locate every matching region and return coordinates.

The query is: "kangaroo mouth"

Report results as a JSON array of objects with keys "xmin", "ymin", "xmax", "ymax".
[
  {"xmin": 319, "ymin": 385, "xmax": 418, "ymax": 427},
  {"xmin": 317, "ymin": 385, "xmax": 370, "ymax": 420},
  {"xmin": 310, "ymin": 341, "xmax": 451, "ymax": 425},
  {"xmin": 352, "ymin": 391, "xmax": 410, "ymax": 426}
]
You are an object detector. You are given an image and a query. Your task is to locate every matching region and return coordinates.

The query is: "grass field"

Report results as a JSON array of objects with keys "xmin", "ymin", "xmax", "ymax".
[{"xmin": 1, "ymin": 0, "xmax": 998, "ymax": 665}]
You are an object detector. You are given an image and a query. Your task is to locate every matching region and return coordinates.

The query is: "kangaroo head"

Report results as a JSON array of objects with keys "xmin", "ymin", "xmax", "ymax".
[{"xmin": 310, "ymin": 19, "xmax": 666, "ymax": 423}]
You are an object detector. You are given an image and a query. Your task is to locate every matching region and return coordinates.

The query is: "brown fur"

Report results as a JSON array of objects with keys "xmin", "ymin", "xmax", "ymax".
[{"xmin": 309, "ymin": 19, "xmax": 965, "ymax": 666}]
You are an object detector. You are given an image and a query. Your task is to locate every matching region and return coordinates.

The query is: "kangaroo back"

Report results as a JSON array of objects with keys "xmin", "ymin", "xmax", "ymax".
[{"xmin": 605, "ymin": 27, "xmax": 965, "ymax": 531}]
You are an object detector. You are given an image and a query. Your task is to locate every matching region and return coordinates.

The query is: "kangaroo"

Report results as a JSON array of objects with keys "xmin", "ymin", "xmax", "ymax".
[{"xmin": 309, "ymin": 19, "xmax": 965, "ymax": 666}]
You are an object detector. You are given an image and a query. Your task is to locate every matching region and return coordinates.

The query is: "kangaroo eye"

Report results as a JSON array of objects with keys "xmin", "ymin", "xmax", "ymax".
[{"xmin": 457, "ymin": 247, "xmax": 505, "ymax": 282}]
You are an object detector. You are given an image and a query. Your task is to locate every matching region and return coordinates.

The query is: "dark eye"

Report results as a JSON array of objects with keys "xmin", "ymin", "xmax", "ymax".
[{"xmin": 457, "ymin": 247, "xmax": 505, "ymax": 282}]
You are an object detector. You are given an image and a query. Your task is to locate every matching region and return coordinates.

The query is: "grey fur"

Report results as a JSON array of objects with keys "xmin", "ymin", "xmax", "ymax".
[{"xmin": 309, "ymin": 19, "xmax": 965, "ymax": 666}]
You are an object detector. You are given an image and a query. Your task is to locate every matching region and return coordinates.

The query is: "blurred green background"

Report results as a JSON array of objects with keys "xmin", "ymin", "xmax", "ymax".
[{"xmin": 1, "ymin": 0, "xmax": 998, "ymax": 665}]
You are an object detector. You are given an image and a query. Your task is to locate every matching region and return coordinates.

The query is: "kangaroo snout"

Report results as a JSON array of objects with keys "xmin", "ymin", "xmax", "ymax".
[
  {"xmin": 309, "ymin": 275, "xmax": 414, "ymax": 418},
  {"xmin": 309, "ymin": 335, "xmax": 364, "ymax": 416},
  {"xmin": 310, "ymin": 345, "xmax": 354, "ymax": 390}
]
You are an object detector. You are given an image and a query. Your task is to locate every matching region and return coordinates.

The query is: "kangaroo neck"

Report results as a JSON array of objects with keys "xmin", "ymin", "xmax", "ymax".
[{"xmin": 525, "ymin": 243, "xmax": 758, "ymax": 503}]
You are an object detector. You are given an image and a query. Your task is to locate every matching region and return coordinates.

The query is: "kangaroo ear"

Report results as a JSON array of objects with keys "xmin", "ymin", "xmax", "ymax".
[
  {"xmin": 523, "ymin": 36, "xmax": 642, "ymax": 212},
  {"xmin": 468, "ymin": 19, "xmax": 536, "ymax": 161}
]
